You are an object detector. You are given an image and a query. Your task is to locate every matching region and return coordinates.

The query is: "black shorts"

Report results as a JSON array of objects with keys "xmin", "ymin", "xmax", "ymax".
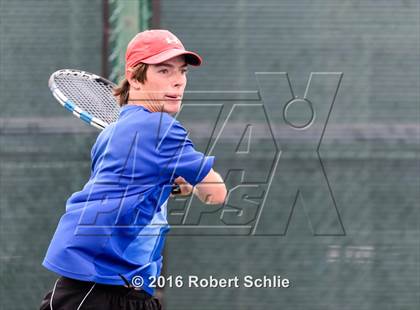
[{"xmin": 39, "ymin": 276, "xmax": 162, "ymax": 310}]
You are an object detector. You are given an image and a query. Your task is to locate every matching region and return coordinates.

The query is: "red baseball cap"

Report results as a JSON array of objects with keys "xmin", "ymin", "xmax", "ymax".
[{"xmin": 125, "ymin": 29, "xmax": 202, "ymax": 72}]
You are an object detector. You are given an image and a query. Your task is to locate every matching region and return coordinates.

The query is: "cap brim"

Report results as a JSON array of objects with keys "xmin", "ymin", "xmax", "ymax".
[{"xmin": 141, "ymin": 49, "xmax": 202, "ymax": 66}]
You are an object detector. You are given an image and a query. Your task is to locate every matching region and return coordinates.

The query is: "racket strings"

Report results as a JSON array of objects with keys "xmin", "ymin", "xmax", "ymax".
[{"xmin": 54, "ymin": 73, "xmax": 120, "ymax": 124}]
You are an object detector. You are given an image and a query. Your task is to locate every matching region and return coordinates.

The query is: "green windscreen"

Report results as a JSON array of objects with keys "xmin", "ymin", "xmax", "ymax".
[{"xmin": 0, "ymin": 0, "xmax": 418, "ymax": 309}]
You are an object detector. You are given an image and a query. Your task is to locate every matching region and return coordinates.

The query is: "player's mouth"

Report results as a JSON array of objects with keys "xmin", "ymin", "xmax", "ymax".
[{"xmin": 164, "ymin": 94, "xmax": 182, "ymax": 101}]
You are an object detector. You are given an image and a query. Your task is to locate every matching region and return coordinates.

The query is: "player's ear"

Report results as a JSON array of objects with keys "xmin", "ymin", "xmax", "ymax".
[{"xmin": 126, "ymin": 68, "xmax": 141, "ymax": 90}]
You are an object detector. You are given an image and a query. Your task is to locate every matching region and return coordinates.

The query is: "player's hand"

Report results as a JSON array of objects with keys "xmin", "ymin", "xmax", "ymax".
[{"xmin": 171, "ymin": 176, "xmax": 193, "ymax": 196}]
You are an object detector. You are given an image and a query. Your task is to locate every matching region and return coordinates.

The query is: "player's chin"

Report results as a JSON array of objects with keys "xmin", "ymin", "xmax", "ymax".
[{"xmin": 162, "ymin": 100, "xmax": 182, "ymax": 114}]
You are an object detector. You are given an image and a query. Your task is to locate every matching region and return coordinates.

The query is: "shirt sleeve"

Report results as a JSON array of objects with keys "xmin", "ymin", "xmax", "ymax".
[{"xmin": 155, "ymin": 117, "xmax": 214, "ymax": 186}]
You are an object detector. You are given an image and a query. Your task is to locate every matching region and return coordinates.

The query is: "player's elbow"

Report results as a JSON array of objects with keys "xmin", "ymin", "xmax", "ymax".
[
  {"xmin": 197, "ymin": 169, "xmax": 227, "ymax": 204},
  {"xmin": 203, "ymin": 184, "xmax": 227, "ymax": 205}
]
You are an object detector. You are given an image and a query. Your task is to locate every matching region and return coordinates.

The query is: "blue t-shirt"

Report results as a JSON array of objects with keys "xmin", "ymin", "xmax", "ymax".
[{"xmin": 42, "ymin": 105, "xmax": 214, "ymax": 296}]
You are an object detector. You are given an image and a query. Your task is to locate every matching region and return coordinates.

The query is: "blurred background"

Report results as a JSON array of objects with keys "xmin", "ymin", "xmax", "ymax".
[{"xmin": 0, "ymin": 0, "xmax": 418, "ymax": 309}]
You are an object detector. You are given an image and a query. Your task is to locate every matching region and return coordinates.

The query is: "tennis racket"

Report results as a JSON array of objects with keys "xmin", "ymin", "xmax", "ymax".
[
  {"xmin": 49, "ymin": 69, "xmax": 119, "ymax": 129},
  {"xmin": 48, "ymin": 68, "xmax": 181, "ymax": 194}
]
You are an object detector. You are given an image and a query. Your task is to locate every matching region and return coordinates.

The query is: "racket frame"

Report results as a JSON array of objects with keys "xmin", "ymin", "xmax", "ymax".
[{"xmin": 48, "ymin": 69, "xmax": 115, "ymax": 130}]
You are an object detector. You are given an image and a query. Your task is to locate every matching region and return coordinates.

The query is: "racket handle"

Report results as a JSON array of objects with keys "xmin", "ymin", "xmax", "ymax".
[{"xmin": 171, "ymin": 184, "xmax": 181, "ymax": 195}]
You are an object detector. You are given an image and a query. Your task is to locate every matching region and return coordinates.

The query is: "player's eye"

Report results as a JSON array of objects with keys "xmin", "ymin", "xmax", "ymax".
[
  {"xmin": 181, "ymin": 69, "xmax": 188, "ymax": 74},
  {"xmin": 158, "ymin": 69, "xmax": 169, "ymax": 74}
]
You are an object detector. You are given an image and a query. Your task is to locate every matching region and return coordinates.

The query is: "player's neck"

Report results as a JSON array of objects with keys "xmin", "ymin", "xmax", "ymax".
[{"xmin": 126, "ymin": 100, "xmax": 163, "ymax": 113}]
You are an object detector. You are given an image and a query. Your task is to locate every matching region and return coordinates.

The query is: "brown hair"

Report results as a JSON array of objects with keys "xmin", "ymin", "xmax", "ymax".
[{"xmin": 113, "ymin": 63, "xmax": 149, "ymax": 107}]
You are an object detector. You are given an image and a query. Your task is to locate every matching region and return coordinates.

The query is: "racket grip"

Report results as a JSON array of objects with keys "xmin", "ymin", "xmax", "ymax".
[{"xmin": 171, "ymin": 184, "xmax": 181, "ymax": 195}]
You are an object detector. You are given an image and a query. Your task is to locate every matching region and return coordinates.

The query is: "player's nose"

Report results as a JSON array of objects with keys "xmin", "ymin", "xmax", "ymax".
[{"xmin": 172, "ymin": 71, "xmax": 186, "ymax": 88}]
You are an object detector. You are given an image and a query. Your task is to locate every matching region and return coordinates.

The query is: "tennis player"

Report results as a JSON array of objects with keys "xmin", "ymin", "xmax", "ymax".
[{"xmin": 39, "ymin": 29, "xmax": 226, "ymax": 310}]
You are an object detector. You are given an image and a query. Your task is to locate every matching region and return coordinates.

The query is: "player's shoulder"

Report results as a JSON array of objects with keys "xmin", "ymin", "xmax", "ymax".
[
  {"xmin": 152, "ymin": 112, "xmax": 187, "ymax": 136},
  {"xmin": 97, "ymin": 121, "xmax": 116, "ymax": 139}
]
